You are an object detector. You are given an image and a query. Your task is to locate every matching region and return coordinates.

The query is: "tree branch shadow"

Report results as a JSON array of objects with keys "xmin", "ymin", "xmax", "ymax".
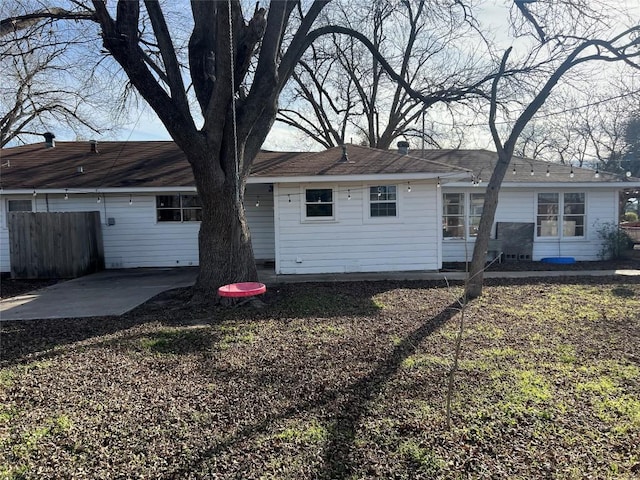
[
  {"xmin": 319, "ymin": 298, "xmax": 462, "ymax": 479},
  {"xmin": 164, "ymin": 298, "xmax": 461, "ymax": 478}
]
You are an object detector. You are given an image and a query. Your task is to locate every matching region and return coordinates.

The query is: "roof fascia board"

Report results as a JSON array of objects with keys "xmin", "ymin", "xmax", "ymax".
[
  {"xmin": 0, "ymin": 186, "xmax": 198, "ymax": 195},
  {"xmin": 246, "ymin": 172, "xmax": 469, "ymax": 184},
  {"xmin": 443, "ymin": 181, "xmax": 640, "ymax": 188}
]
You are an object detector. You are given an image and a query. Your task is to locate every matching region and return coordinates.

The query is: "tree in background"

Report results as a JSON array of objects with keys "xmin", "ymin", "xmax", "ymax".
[
  {"xmin": 620, "ymin": 116, "xmax": 640, "ymax": 178},
  {"xmin": 513, "ymin": 80, "xmax": 640, "ymax": 170},
  {"xmin": 0, "ymin": 1, "xmax": 121, "ymax": 146},
  {"xmin": 278, "ymin": 0, "xmax": 491, "ymax": 150},
  {"xmin": 466, "ymin": 1, "xmax": 640, "ymax": 298}
]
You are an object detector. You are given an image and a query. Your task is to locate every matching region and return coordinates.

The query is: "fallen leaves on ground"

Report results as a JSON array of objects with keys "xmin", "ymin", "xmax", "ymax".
[{"xmin": 1, "ymin": 276, "xmax": 639, "ymax": 479}]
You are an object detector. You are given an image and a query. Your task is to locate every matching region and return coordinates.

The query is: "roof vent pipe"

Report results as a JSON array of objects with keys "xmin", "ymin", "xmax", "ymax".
[
  {"xmin": 339, "ymin": 144, "xmax": 349, "ymax": 163},
  {"xmin": 90, "ymin": 139, "xmax": 98, "ymax": 153},
  {"xmin": 397, "ymin": 141, "xmax": 409, "ymax": 155},
  {"xmin": 43, "ymin": 132, "xmax": 55, "ymax": 148}
]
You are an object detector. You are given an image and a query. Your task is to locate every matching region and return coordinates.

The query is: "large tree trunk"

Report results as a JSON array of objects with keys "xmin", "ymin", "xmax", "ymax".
[{"xmin": 190, "ymin": 150, "xmax": 258, "ymax": 301}]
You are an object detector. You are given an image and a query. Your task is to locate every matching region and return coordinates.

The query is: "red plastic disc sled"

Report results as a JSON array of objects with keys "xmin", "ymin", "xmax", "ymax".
[{"xmin": 218, "ymin": 282, "xmax": 266, "ymax": 298}]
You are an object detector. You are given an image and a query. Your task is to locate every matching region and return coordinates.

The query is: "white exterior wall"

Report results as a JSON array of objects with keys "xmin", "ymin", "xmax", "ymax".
[
  {"xmin": 533, "ymin": 189, "xmax": 617, "ymax": 261},
  {"xmin": 244, "ymin": 184, "xmax": 275, "ymax": 261},
  {"xmin": 2, "ymin": 193, "xmax": 200, "ymax": 269},
  {"xmin": 441, "ymin": 187, "xmax": 619, "ymax": 262},
  {"xmin": 274, "ymin": 181, "xmax": 440, "ymax": 274},
  {"xmin": 0, "ymin": 185, "xmax": 276, "ymax": 273}
]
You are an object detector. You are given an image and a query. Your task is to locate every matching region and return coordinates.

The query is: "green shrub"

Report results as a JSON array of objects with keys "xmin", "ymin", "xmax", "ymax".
[{"xmin": 597, "ymin": 222, "xmax": 634, "ymax": 260}]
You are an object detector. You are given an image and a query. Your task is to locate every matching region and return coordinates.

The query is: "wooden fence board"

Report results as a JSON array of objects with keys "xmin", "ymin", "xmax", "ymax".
[{"xmin": 8, "ymin": 211, "xmax": 105, "ymax": 279}]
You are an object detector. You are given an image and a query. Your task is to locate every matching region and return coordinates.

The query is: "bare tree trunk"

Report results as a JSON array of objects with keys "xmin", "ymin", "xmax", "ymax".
[
  {"xmin": 465, "ymin": 150, "xmax": 511, "ymax": 298},
  {"xmin": 195, "ymin": 192, "xmax": 258, "ymax": 299},
  {"xmin": 191, "ymin": 161, "xmax": 258, "ymax": 301}
]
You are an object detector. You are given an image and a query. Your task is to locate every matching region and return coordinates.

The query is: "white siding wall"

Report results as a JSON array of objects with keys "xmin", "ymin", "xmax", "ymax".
[
  {"xmin": 274, "ymin": 181, "xmax": 440, "ymax": 274},
  {"xmin": 1, "ymin": 188, "xmax": 276, "ymax": 273},
  {"xmin": 441, "ymin": 187, "xmax": 619, "ymax": 262},
  {"xmin": 244, "ymin": 184, "xmax": 275, "ymax": 261},
  {"xmin": 47, "ymin": 193, "xmax": 199, "ymax": 268}
]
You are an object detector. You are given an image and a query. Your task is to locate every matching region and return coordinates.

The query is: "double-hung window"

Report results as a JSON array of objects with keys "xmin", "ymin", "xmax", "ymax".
[
  {"xmin": 305, "ymin": 188, "xmax": 334, "ymax": 219},
  {"xmin": 369, "ymin": 185, "xmax": 397, "ymax": 217},
  {"xmin": 536, "ymin": 192, "xmax": 585, "ymax": 238},
  {"xmin": 443, "ymin": 193, "xmax": 465, "ymax": 238},
  {"xmin": 443, "ymin": 193, "xmax": 484, "ymax": 239},
  {"xmin": 156, "ymin": 194, "xmax": 202, "ymax": 222}
]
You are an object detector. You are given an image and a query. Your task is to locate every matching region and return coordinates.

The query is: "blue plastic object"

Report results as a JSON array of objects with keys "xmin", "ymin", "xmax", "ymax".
[{"xmin": 540, "ymin": 257, "xmax": 576, "ymax": 264}]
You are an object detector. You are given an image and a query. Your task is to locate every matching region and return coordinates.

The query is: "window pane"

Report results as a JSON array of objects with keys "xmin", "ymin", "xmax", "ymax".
[
  {"xmin": 305, "ymin": 188, "xmax": 333, "ymax": 218},
  {"xmin": 443, "ymin": 217, "xmax": 465, "ymax": 238},
  {"xmin": 538, "ymin": 191, "xmax": 559, "ymax": 236},
  {"xmin": 537, "ymin": 219, "xmax": 558, "ymax": 236},
  {"xmin": 370, "ymin": 185, "xmax": 396, "ymax": 201},
  {"xmin": 564, "ymin": 193, "xmax": 584, "ymax": 204},
  {"xmin": 538, "ymin": 193, "xmax": 559, "ymax": 204},
  {"xmin": 306, "ymin": 204, "xmax": 333, "ymax": 217},
  {"xmin": 182, "ymin": 209, "xmax": 202, "ymax": 222},
  {"xmin": 563, "ymin": 193, "xmax": 585, "ymax": 237},
  {"xmin": 182, "ymin": 195, "xmax": 201, "ymax": 208},
  {"xmin": 444, "ymin": 193, "xmax": 463, "ymax": 205},
  {"xmin": 371, "ymin": 203, "xmax": 397, "ymax": 217},
  {"xmin": 157, "ymin": 209, "xmax": 182, "ymax": 222},
  {"xmin": 7, "ymin": 200, "xmax": 32, "ymax": 212},
  {"xmin": 156, "ymin": 195, "xmax": 180, "ymax": 208},
  {"xmin": 538, "ymin": 203, "xmax": 559, "ymax": 214},
  {"xmin": 470, "ymin": 194, "xmax": 484, "ymax": 215},
  {"xmin": 443, "ymin": 193, "xmax": 464, "ymax": 238},
  {"xmin": 445, "ymin": 204, "xmax": 463, "ymax": 215},
  {"xmin": 306, "ymin": 189, "xmax": 332, "ymax": 203},
  {"xmin": 469, "ymin": 216, "xmax": 481, "ymax": 237}
]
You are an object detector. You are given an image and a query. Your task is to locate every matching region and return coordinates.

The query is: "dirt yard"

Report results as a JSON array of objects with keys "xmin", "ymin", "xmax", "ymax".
[{"xmin": 1, "ymin": 275, "xmax": 639, "ymax": 479}]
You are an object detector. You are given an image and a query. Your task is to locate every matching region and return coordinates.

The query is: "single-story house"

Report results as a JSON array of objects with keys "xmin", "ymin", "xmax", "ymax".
[{"xmin": 1, "ymin": 138, "xmax": 638, "ymax": 275}]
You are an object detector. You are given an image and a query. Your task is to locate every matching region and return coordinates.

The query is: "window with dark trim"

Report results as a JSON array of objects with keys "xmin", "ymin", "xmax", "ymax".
[
  {"xmin": 305, "ymin": 188, "xmax": 333, "ymax": 218},
  {"xmin": 369, "ymin": 185, "xmax": 397, "ymax": 217},
  {"xmin": 156, "ymin": 194, "xmax": 202, "ymax": 222}
]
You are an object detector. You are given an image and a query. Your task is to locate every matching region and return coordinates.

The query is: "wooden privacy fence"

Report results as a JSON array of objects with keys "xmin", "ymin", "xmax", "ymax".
[{"xmin": 8, "ymin": 211, "xmax": 105, "ymax": 279}]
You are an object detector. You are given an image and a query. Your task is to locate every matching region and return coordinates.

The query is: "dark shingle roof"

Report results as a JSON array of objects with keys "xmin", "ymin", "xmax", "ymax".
[
  {"xmin": 250, "ymin": 145, "xmax": 470, "ymax": 177},
  {"xmin": 0, "ymin": 141, "xmax": 632, "ymax": 190},
  {"xmin": 0, "ymin": 141, "xmax": 193, "ymax": 189},
  {"xmin": 410, "ymin": 149, "xmax": 625, "ymax": 183}
]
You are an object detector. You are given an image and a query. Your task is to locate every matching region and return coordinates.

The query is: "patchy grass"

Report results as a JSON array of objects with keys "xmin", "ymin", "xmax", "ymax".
[{"xmin": 0, "ymin": 277, "xmax": 639, "ymax": 479}]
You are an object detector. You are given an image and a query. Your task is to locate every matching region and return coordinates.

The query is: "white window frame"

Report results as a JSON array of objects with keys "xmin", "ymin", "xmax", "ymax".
[
  {"xmin": 536, "ymin": 191, "xmax": 586, "ymax": 239},
  {"xmin": 442, "ymin": 192, "xmax": 484, "ymax": 240},
  {"xmin": 302, "ymin": 186, "xmax": 335, "ymax": 222},
  {"xmin": 368, "ymin": 184, "xmax": 398, "ymax": 219},
  {"xmin": 156, "ymin": 194, "xmax": 202, "ymax": 223},
  {"xmin": 468, "ymin": 192, "xmax": 485, "ymax": 238}
]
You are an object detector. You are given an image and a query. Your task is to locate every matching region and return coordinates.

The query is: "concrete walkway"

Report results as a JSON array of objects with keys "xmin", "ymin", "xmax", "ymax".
[
  {"xmin": 1, "ymin": 267, "xmax": 639, "ymax": 321},
  {"xmin": 0, "ymin": 268, "xmax": 198, "ymax": 321}
]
